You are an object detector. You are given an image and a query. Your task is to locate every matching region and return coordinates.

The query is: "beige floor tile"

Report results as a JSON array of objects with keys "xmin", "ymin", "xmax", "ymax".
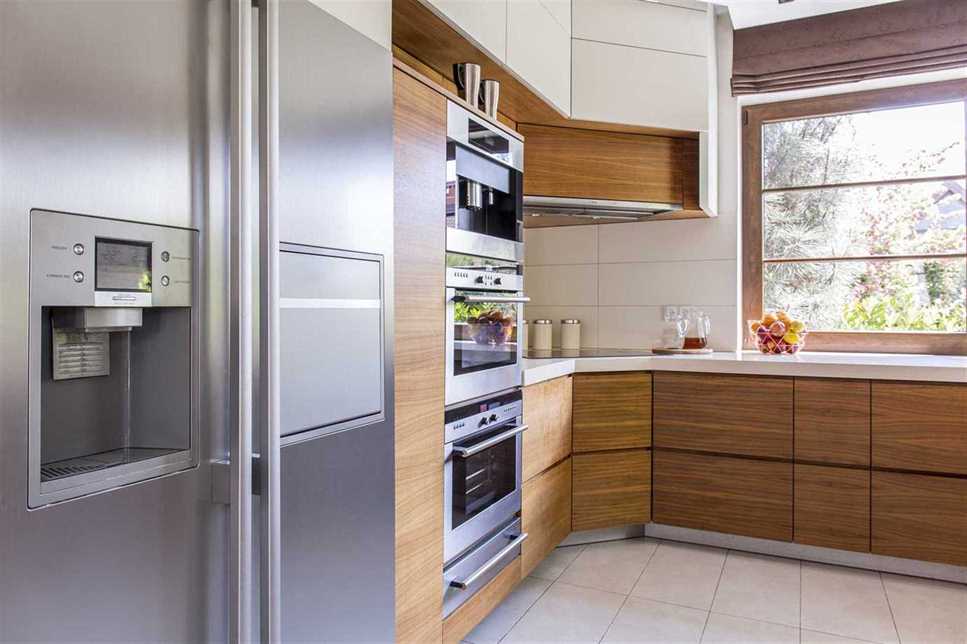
[
  {"xmin": 802, "ymin": 563, "xmax": 899, "ymax": 644},
  {"xmin": 882, "ymin": 573, "xmax": 967, "ymax": 644},
  {"xmin": 501, "ymin": 581, "xmax": 626, "ymax": 643},
  {"xmin": 711, "ymin": 551, "xmax": 801, "ymax": 627},
  {"xmin": 631, "ymin": 542, "xmax": 727, "ymax": 610},
  {"xmin": 558, "ymin": 538, "xmax": 659, "ymax": 594},
  {"xmin": 529, "ymin": 545, "xmax": 586, "ymax": 581},
  {"xmin": 802, "ymin": 630, "xmax": 878, "ymax": 644},
  {"xmin": 701, "ymin": 613, "xmax": 799, "ymax": 644},
  {"xmin": 602, "ymin": 597, "xmax": 708, "ymax": 643},
  {"xmin": 465, "ymin": 576, "xmax": 552, "ymax": 644}
]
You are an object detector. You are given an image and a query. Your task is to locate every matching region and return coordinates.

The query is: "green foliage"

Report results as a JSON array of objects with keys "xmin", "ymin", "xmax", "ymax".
[{"xmin": 842, "ymin": 292, "xmax": 966, "ymax": 332}]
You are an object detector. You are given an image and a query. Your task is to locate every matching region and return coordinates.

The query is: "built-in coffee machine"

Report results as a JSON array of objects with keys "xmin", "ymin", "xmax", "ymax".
[{"xmin": 28, "ymin": 209, "xmax": 197, "ymax": 507}]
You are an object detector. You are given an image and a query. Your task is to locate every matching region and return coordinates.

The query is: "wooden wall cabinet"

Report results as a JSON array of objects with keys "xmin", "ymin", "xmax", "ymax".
[
  {"xmin": 522, "ymin": 376, "xmax": 572, "ymax": 482},
  {"xmin": 654, "ymin": 372, "xmax": 793, "ymax": 460},
  {"xmin": 653, "ymin": 450, "xmax": 793, "ymax": 541},
  {"xmin": 795, "ymin": 378, "xmax": 870, "ymax": 466},
  {"xmin": 572, "ymin": 450, "xmax": 651, "ymax": 531},
  {"xmin": 872, "ymin": 471, "xmax": 967, "ymax": 567},
  {"xmin": 522, "ymin": 457, "xmax": 572, "ymax": 577},
  {"xmin": 872, "ymin": 382, "xmax": 967, "ymax": 475},
  {"xmin": 794, "ymin": 464, "xmax": 870, "ymax": 553},
  {"xmin": 572, "ymin": 372, "xmax": 652, "ymax": 453}
]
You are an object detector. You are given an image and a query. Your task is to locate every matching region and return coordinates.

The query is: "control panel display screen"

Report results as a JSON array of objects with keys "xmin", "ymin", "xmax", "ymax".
[{"xmin": 95, "ymin": 238, "xmax": 152, "ymax": 292}]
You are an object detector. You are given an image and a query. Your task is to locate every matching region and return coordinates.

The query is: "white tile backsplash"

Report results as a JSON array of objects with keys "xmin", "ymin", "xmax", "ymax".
[
  {"xmin": 525, "ymin": 264, "xmax": 598, "ymax": 306},
  {"xmin": 525, "ymin": 225, "xmax": 598, "ymax": 266},
  {"xmin": 598, "ymin": 305, "xmax": 737, "ymax": 351},
  {"xmin": 597, "ymin": 215, "xmax": 736, "ymax": 264},
  {"xmin": 598, "ymin": 260, "xmax": 736, "ymax": 307}
]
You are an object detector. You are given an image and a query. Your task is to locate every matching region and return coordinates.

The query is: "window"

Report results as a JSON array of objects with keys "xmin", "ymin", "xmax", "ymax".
[{"xmin": 743, "ymin": 80, "xmax": 967, "ymax": 354}]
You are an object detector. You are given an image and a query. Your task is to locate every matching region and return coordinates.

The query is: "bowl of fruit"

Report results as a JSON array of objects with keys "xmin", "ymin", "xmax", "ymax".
[
  {"xmin": 748, "ymin": 311, "xmax": 807, "ymax": 355},
  {"xmin": 469, "ymin": 310, "xmax": 515, "ymax": 346}
]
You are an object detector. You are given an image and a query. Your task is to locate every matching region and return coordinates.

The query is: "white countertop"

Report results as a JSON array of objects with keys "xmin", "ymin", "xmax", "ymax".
[{"xmin": 522, "ymin": 351, "xmax": 967, "ymax": 386}]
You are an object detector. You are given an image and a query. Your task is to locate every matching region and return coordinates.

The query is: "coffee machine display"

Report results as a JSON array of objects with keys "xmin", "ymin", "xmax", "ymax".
[
  {"xmin": 446, "ymin": 101, "xmax": 524, "ymax": 264},
  {"xmin": 28, "ymin": 210, "xmax": 198, "ymax": 507}
]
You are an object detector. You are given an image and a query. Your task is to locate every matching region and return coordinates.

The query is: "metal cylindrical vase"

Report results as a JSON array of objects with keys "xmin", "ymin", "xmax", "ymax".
[
  {"xmin": 453, "ymin": 62, "xmax": 481, "ymax": 109},
  {"xmin": 481, "ymin": 79, "xmax": 500, "ymax": 118}
]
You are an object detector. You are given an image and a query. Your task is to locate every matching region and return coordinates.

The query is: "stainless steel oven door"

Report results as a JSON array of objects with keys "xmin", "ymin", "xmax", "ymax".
[
  {"xmin": 445, "ymin": 287, "xmax": 527, "ymax": 406},
  {"xmin": 443, "ymin": 517, "xmax": 527, "ymax": 618},
  {"xmin": 444, "ymin": 418, "xmax": 526, "ymax": 563}
]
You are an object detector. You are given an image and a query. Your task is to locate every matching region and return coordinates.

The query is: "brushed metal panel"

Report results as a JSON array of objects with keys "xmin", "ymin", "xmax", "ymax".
[{"xmin": 0, "ymin": 0, "xmax": 230, "ymax": 640}]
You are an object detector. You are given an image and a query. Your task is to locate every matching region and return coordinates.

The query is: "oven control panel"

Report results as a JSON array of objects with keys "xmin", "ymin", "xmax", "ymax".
[
  {"xmin": 445, "ymin": 389, "xmax": 523, "ymax": 444},
  {"xmin": 446, "ymin": 266, "xmax": 523, "ymax": 292}
]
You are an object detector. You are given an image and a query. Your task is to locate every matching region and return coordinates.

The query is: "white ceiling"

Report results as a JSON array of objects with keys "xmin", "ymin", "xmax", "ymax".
[{"xmin": 719, "ymin": 0, "xmax": 903, "ymax": 30}]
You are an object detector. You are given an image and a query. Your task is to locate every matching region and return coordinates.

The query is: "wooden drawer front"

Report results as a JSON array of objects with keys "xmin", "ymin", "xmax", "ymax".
[
  {"xmin": 794, "ymin": 464, "xmax": 870, "ymax": 553},
  {"xmin": 653, "ymin": 372, "xmax": 793, "ymax": 460},
  {"xmin": 872, "ymin": 471, "xmax": 967, "ymax": 567},
  {"xmin": 573, "ymin": 372, "xmax": 651, "ymax": 453},
  {"xmin": 572, "ymin": 450, "xmax": 651, "ymax": 531},
  {"xmin": 523, "ymin": 376, "xmax": 573, "ymax": 482},
  {"xmin": 653, "ymin": 451, "xmax": 793, "ymax": 542},
  {"xmin": 442, "ymin": 556, "xmax": 522, "ymax": 644},
  {"xmin": 872, "ymin": 382, "xmax": 967, "ymax": 475},
  {"xmin": 522, "ymin": 457, "xmax": 572, "ymax": 577},
  {"xmin": 795, "ymin": 379, "xmax": 870, "ymax": 466}
]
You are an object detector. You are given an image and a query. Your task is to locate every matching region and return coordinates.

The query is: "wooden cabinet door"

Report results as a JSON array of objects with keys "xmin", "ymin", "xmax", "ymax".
[
  {"xmin": 653, "ymin": 450, "xmax": 793, "ymax": 541},
  {"xmin": 572, "ymin": 372, "xmax": 651, "ymax": 453},
  {"xmin": 523, "ymin": 376, "xmax": 572, "ymax": 482},
  {"xmin": 872, "ymin": 471, "xmax": 967, "ymax": 567},
  {"xmin": 795, "ymin": 378, "xmax": 870, "ymax": 466},
  {"xmin": 572, "ymin": 450, "xmax": 651, "ymax": 531},
  {"xmin": 653, "ymin": 372, "xmax": 793, "ymax": 460},
  {"xmin": 522, "ymin": 457, "xmax": 572, "ymax": 577},
  {"xmin": 872, "ymin": 382, "xmax": 967, "ymax": 475},
  {"xmin": 794, "ymin": 464, "xmax": 870, "ymax": 553}
]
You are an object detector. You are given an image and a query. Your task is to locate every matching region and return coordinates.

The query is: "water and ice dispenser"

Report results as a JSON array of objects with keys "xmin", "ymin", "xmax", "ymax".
[{"xmin": 28, "ymin": 210, "xmax": 198, "ymax": 507}]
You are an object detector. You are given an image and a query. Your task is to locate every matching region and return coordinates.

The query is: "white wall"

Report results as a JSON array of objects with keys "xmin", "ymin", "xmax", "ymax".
[{"xmin": 523, "ymin": 8, "xmax": 740, "ymax": 351}]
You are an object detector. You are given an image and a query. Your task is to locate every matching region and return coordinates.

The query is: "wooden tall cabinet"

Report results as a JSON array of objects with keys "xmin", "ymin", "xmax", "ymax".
[{"xmin": 393, "ymin": 65, "xmax": 446, "ymax": 644}]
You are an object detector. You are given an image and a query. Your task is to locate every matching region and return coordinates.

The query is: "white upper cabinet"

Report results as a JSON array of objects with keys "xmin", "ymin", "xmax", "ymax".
[
  {"xmin": 573, "ymin": 0, "xmax": 707, "ymax": 57},
  {"xmin": 507, "ymin": 0, "xmax": 571, "ymax": 114},
  {"xmin": 571, "ymin": 0, "xmax": 715, "ymax": 132},
  {"xmin": 425, "ymin": 0, "xmax": 508, "ymax": 62}
]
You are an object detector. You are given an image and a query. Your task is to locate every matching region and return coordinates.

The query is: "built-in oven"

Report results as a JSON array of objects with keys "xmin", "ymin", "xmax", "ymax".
[
  {"xmin": 445, "ymin": 264, "xmax": 528, "ymax": 406},
  {"xmin": 443, "ymin": 389, "xmax": 528, "ymax": 616},
  {"xmin": 446, "ymin": 100, "xmax": 524, "ymax": 264}
]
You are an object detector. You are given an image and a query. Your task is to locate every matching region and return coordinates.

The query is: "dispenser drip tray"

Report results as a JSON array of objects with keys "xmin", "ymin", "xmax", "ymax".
[{"xmin": 41, "ymin": 447, "xmax": 180, "ymax": 482}]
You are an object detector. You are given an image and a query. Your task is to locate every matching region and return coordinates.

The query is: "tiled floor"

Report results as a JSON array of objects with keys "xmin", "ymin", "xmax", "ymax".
[{"xmin": 464, "ymin": 539, "xmax": 967, "ymax": 644}]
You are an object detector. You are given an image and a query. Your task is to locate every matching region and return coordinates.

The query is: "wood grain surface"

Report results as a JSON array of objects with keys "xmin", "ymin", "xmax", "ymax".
[
  {"xmin": 795, "ymin": 378, "xmax": 871, "ymax": 466},
  {"xmin": 795, "ymin": 463, "xmax": 870, "ymax": 553},
  {"xmin": 572, "ymin": 449, "xmax": 651, "ymax": 531},
  {"xmin": 523, "ymin": 375, "xmax": 572, "ymax": 482},
  {"xmin": 522, "ymin": 457, "xmax": 572, "ymax": 577},
  {"xmin": 572, "ymin": 372, "xmax": 652, "ymax": 453}
]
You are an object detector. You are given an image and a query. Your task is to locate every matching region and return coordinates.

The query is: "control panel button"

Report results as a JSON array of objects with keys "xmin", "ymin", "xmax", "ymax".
[
  {"xmin": 494, "ymin": 277, "xmax": 502, "ymax": 285},
  {"xmin": 161, "ymin": 251, "xmax": 170, "ymax": 262},
  {"xmin": 160, "ymin": 275, "xmax": 170, "ymax": 287},
  {"xmin": 72, "ymin": 271, "xmax": 84, "ymax": 283},
  {"xmin": 72, "ymin": 243, "xmax": 85, "ymax": 255}
]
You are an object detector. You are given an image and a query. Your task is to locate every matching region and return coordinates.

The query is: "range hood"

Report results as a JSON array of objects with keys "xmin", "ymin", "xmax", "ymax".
[{"xmin": 523, "ymin": 195, "xmax": 683, "ymax": 223}]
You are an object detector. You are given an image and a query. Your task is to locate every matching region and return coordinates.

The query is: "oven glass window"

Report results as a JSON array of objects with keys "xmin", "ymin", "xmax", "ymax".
[
  {"xmin": 452, "ymin": 428, "xmax": 518, "ymax": 529},
  {"xmin": 452, "ymin": 295, "xmax": 518, "ymax": 375},
  {"xmin": 468, "ymin": 120, "xmax": 510, "ymax": 158}
]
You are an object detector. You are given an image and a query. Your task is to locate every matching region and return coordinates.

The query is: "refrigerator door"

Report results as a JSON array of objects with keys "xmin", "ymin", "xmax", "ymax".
[
  {"xmin": 0, "ymin": 1, "xmax": 232, "ymax": 640},
  {"xmin": 257, "ymin": 0, "xmax": 395, "ymax": 640}
]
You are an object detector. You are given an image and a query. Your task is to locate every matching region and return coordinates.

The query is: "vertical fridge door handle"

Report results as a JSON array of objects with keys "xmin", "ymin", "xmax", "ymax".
[
  {"xmin": 258, "ymin": 0, "xmax": 282, "ymax": 641},
  {"xmin": 230, "ymin": 0, "xmax": 255, "ymax": 641}
]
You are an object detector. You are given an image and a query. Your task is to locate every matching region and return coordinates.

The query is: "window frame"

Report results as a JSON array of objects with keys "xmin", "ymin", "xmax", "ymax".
[{"xmin": 742, "ymin": 79, "xmax": 967, "ymax": 355}]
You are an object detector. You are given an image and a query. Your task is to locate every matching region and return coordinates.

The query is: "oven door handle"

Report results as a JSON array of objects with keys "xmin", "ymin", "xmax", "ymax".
[
  {"xmin": 452, "ymin": 424, "xmax": 528, "ymax": 458},
  {"xmin": 449, "ymin": 532, "xmax": 529, "ymax": 590},
  {"xmin": 451, "ymin": 294, "xmax": 531, "ymax": 304}
]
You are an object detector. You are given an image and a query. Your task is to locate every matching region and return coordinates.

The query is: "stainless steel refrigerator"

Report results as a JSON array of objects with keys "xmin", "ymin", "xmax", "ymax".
[{"xmin": 0, "ymin": 1, "xmax": 395, "ymax": 641}]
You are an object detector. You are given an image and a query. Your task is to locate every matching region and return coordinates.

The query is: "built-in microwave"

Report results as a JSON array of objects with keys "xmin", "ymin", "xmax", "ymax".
[
  {"xmin": 446, "ymin": 101, "xmax": 524, "ymax": 264},
  {"xmin": 445, "ymin": 265, "xmax": 528, "ymax": 406}
]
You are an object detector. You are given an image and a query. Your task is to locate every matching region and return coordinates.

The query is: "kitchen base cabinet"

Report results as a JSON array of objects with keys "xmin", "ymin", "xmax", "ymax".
[
  {"xmin": 795, "ymin": 378, "xmax": 870, "ymax": 467},
  {"xmin": 573, "ymin": 372, "xmax": 652, "ymax": 453},
  {"xmin": 653, "ymin": 451, "xmax": 793, "ymax": 542},
  {"xmin": 522, "ymin": 457, "xmax": 572, "ymax": 577},
  {"xmin": 572, "ymin": 449, "xmax": 651, "ymax": 531},
  {"xmin": 872, "ymin": 471, "xmax": 967, "ymax": 567},
  {"xmin": 794, "ymin": 464, "xmax": 870, "ymax": 553},
  {"xmin": 523, "ymin": 376, "xmax": 572, "ymax": 482},
  {"xmin": 442, "ymin": 556, "xmax": 522, "ymax": 644}
]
